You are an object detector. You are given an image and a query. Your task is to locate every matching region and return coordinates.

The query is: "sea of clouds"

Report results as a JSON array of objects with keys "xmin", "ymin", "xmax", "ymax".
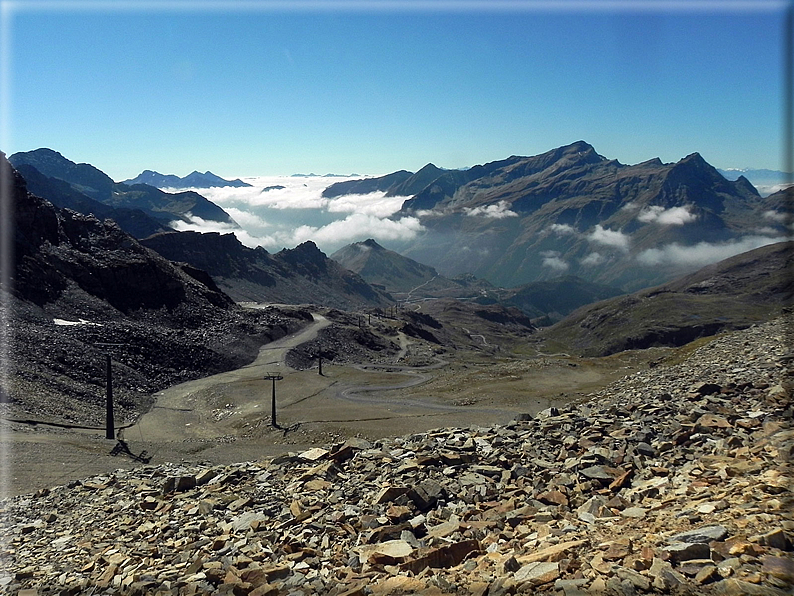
[{"xmin": 166, "ymin": 176, "xmax": 421, "ymax": 255}]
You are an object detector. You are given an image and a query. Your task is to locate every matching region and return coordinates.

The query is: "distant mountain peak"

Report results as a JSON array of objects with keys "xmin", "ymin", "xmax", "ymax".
[
  {"xmin": 681, "ymin": 152, "xmax": 706, "ymax": 164},
  {"xmin": 122, "ymin": 169, "xmax": 251, "ymax": 189},
  {"xmin": 669, "ymin": 152, "xmax": 720, "ymax": 179},
  {"xmin": 28, "ymin": 147, "xmax": 65, "ymax": 159},
  {"xmin": 360, "ymin": 238, "xmax": 383, "ymax": 249},
  {"xmin": 287, "ymin": 240, "xmax": 326, "ymax": 262},
  {"xmin": 416, "ymin": 163, "xmax": 442, "ymax": 174},
  {"xmin": 568, "ymin": 140, "xmax": 596, "ymax": 152}
]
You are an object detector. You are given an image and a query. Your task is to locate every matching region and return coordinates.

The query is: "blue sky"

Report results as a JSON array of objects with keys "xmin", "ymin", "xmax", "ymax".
[{"xmin": 1, "ymin": 1, "xmax": 789, "ymax": 180}]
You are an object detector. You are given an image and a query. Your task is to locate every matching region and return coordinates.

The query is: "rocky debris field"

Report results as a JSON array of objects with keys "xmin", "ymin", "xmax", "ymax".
[{"xmin": 1, "ymin": 315, "xmax": 792, "ymax": 596}]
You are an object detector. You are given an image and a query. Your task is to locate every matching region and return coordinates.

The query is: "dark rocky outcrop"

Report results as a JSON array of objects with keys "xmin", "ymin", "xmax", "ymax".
[
  {"xmin": 12, "ymin": 163, "xmax": 168, "ymax": 239},
  {"xmin": 11, "ymin": 167, "xmax": 232, "ymax": 314},
  {"xmin": 141, "ymin": 231, "xmax": 393, "ymax": 309}
]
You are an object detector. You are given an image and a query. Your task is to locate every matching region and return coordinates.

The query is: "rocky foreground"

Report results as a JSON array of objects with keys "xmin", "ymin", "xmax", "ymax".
[{"xmin": 1, "ymin": 315, "xmax": 792, "ymax": 595}]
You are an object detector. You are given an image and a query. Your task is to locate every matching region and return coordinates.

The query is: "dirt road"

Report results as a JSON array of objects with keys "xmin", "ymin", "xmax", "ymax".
[{"xmin": 131, "ymin": 313, "xmax": 331, "ymax": 442}]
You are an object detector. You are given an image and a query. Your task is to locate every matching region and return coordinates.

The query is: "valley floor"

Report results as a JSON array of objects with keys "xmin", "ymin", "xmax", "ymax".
[{"xmin": 1, "ymin": 312, "xmax": 656, "ymax": 499}]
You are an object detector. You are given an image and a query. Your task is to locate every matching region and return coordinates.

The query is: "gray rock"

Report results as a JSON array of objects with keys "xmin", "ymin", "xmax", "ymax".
[
  {"xmin": 663, "ymin": 541, "xmax": 711, "ymax": 563},
  {"xmin": 668, "ymin": 524, "xmax": 729, "ymax": 544}
]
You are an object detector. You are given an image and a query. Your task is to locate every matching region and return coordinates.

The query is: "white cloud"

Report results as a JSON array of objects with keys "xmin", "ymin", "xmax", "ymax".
[
  {"xmin": 549, "ymin": 223, "xmax": 577, "ymax": 235},
  {"xmin": 463, "ymin": 201, "xmax": 518, "ymax": 219},
  {"xmin": 581, "ymin": 252, "xmax": 606, "ymax": 266},
  {"xmin": 169, "ymin": 213, "xmax": 275, "ymax": 249},
  {"xmin": 223, "ymin": 207, "xmax": 272, "ymax": 230},
  {"xmin": 636, "ymin": 235, "xmax": 787, "ymax": 267},
  {"xmin": 162, "ymin": 175, "xmax": 424, "ymax": 253},
  {"xmin": 587, "ymin": 225, "xmax": 630, "ymax": 251},
  {"xmin": 170, "ymin": 213, "xmax": 239, "ymax": 235},
  {"xmin": 169, "ymin": 210, "xmax": 424, "ymax": 254},
  {"xmin": 763, "ymin": 210, "xmax": 788, "ymax": 223},
  {"xmin": 540, "ymin": 250, "xmax": 569, "ymax": 271},
  {"xmin": 194, "ymin": 175, "xmax": 370, "ymax": 211},
  {"xmin": 286, "ymin": 213, "xmax": 424, "ymax": 250},
  {"xmin": 638, "ymin": 205, "xmax": 698, "ymax": 225},
  {"xmin": 325, "ymin": 192, "xmax": 411, "ymax": 217}
]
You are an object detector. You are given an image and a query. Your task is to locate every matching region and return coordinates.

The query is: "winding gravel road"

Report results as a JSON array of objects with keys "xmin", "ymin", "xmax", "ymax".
[{"xmin": 131, "ymin": 314, "xmax": 330, "ymax": 442}]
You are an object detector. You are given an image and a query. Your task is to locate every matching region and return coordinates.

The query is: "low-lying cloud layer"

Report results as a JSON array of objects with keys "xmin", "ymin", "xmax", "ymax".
[
  {"xmin": 542, "ymin": 218, "xmax": 786, "ymax": 273},
  {"xmin": 636, "ymin": 235, "xmax": 787, "ymax": 267},
  {"xmin": 172, "ymin": 176, "xmax": 421, "ymax": 254},
  {"xmin": 169, "ymin": 180, "xmax": 788, "ymax": 278}
]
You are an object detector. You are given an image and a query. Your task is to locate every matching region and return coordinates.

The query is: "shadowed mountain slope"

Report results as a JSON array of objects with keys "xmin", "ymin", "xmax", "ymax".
[
  {"xmin": 330, "ymin": 238, "xmax": 439, "ymax": 294},
  {"xmin": 3, "ymin": 152, "xmax": 309, "ymax": 423},
  {"xmin": 539, "ymin": 241, "xmax": 794, "ymax": 356},
  {"xmin": 321, "ymin": 170, "xmax": 413, "ymax": 198},
  {"xmin": 13, "ymin": 163, "xmax": 170, "ymax": 239},
  {"xmin": 500, "ymin": 276, "xmax": 625, "ymax": 321},
  {"xmin": 331, "ymin": 240, "xmax": 625, "ymax": 322}
]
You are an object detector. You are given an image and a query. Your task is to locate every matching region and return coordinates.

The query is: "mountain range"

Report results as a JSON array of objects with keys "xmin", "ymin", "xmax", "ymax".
[
  {"xmin": 8, "ymin": 149, "xmax": 237, "ymax": 232},
  {"xmin": 5, "ymin": 150, "xmax": 392, "ymax": 311},
  {"xmin": 121, "ymin": 170, "xmax": 251, "ymax": 189},
  {"xmin": 4, "ymin": 146, "xmax": 792, "ymax": 423},
  {"xmin": 717, "ymin": 167, "xmax": 792, "ymax": 196},
  {"xmin": 331, "ymin": 141, "xmax": 789, "ymax": 292},
  {"xmin": 7, "ymin": 141, "xmax": 791, "ymax": 328},
  {"xmin": 2, "ymin": 151, "xmax": 317, "ymax": 422},
  {"xmin": 7, "ymin": 153, "xmax": 231, "ymax": 315}
]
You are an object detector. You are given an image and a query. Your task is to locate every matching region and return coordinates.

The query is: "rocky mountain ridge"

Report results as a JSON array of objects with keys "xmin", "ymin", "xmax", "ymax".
[
  {"xmin": 330, "ymin": 239, "xmax": 441, "ymax": 294},
  {"xmin": 9, "ymin": 149, "xmax": 236, "ymax": 229},
  {"xmin": 1, "ymin": 314, "xmax": 790, "ymax": 595},
  {"xmin": 140, "ymin": 232, "xmax": 393, "ymax": 310},
  {"xmin": 12, "ymin": 163, "xmax": 170, "ymax": 239},
  {"xmin": 333, "ymin": 142, "xmax": 785, "ymax": 292},
  {"xmin": 717, "ymin": 168, "xmax": 792, "ymax": 197}
]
